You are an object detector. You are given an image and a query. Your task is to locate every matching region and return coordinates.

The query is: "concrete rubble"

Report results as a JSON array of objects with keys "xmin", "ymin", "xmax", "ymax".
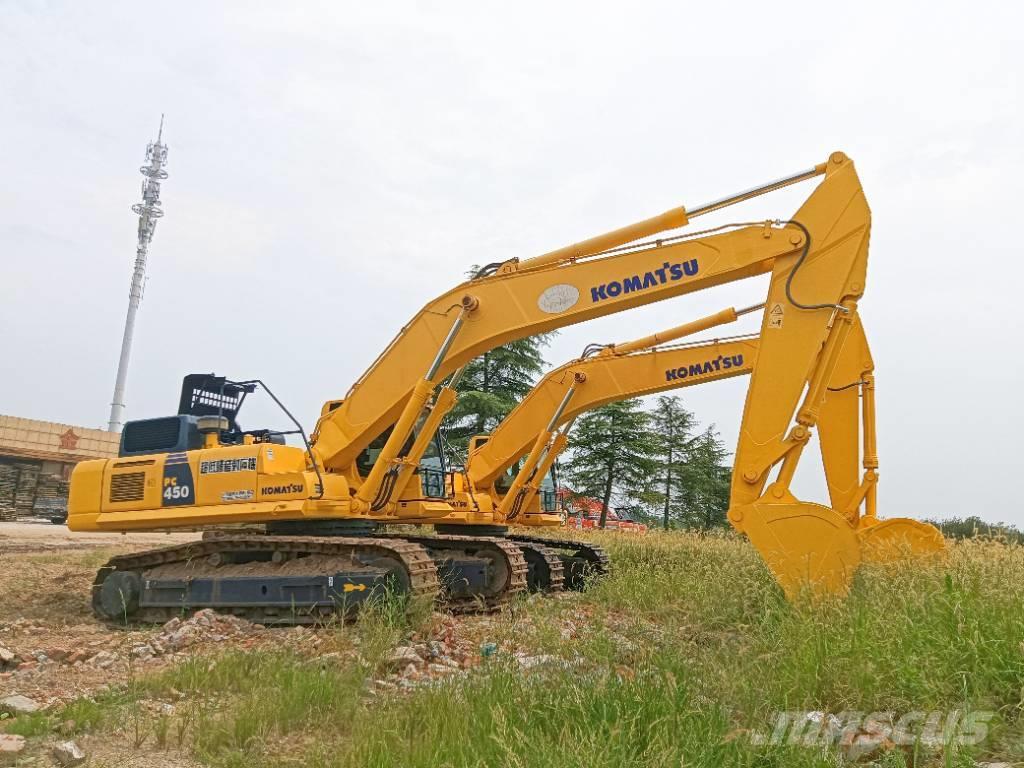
[
  {"xmin": 0, "ymin": 694, "xmax": 40, "ymax": 715},
  {"xmin": 51, "ymin": 740, "xmax": 87, "ymax": 767},
  {"xmin": 0, "ymin": 734, "xmax": 25, "ymax": 766}
]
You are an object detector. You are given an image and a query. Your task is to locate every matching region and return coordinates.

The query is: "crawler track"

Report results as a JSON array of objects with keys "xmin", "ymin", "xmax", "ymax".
[
  {"xmin": 90, "ymin": 530, "xmax": 604, "ymax": 625},
  {"xmin": 515, "ymin": 541, "xmax": 565, "ymax": 593},
  {"xmin": 92, "ymin": 535, "xmax": 438, "ymax": 625},
  {"xmin": 507, "ymin": 534, "xmax": 609, "ymax": 590},
  {"xmin": 376, "ymin": 533, "xmax": 529, "ymax": 612}
]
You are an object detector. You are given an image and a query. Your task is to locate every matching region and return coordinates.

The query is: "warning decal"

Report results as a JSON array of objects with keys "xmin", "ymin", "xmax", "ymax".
[{"xmin": 768, "ymin": 302, "xmax": 785, "ymax": 329}]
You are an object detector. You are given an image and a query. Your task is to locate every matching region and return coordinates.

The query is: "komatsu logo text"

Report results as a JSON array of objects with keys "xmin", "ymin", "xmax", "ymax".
[
  {"xmin": 590, "ymin": 259, "xmax": 698, "ymax": 303},
  {"xmin": 666, "ymin": 354, "xmax": 744, "ymax": 382},
  {"xmin": 261, "ymin": 483, "xmax": 305, "ymax": 496}
]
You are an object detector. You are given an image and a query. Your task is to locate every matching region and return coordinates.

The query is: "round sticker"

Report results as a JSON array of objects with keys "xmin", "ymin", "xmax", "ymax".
[{"xmin": 537, "ymin": 284, "xmax": 580, "ymax": 314}]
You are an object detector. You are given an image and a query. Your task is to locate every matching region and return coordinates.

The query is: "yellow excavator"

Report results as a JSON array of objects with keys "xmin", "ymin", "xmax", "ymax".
[
  {"xmin": 69, "ymin": 151, "xmax": 943, "ymax": 622},
  {"xmin": 452, "ymin": 311, "xmax": 760, "ymax": 589},
  {"xmin": 458, "ymin": 307, "xmax": 943, "ymax": 597}
]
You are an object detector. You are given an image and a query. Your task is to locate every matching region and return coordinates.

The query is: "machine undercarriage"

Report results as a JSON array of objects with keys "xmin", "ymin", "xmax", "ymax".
[{"xmin": 91, "ymin": 526, "xmax": 607, "ymax": 624}]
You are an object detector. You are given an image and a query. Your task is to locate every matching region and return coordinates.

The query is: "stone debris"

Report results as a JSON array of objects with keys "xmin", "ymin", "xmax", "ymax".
[
  {"xmin": 0, "ymin": 619, "xmax": 45, "ymax": 636},
  {"xmin": 51, "ymin": 740, "xmax": 87, "ymax": 767},
  {"xmin": 0, "ymin": 694, "xmax": 40, "ymax": 715},
  {"xmin": 0, "ymin": 734, "xmax": 25, "ymax": 766},
  {"xmin": 130, "ymin": 643, "xmax": 156, "ymax": 659},
  {"xmin": 514, "ymin": 653, "xmax": 558, "ymax": 670},
  {"xmin": 384, "ymin": 645, "xmax": 422, "ymax": 671},
  {"xmin": 158, "ymin": 609, "xmax": 260, "ymax": 651},
  {"xmin": 88, "ymin": 650, "xmax": 118, "ymax": 670},
  {"xmin": 1, "ymin": 610, "xmax": 265, "ymax": 690},
  {"xmin": 41, "ymin": 647, "xmax": 69, "ymax": 662}
]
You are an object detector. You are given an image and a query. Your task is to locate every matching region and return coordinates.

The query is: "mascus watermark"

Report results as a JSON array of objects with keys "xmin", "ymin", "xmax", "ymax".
[{"xmin": 748, "ymin": 710, "xmax": 994, "ymax": 757}]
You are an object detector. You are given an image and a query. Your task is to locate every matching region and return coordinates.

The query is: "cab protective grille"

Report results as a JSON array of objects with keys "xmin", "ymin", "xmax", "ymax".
[{"xmin": 110, "ymin": 472, "xmax": 146, "ymax": 503}]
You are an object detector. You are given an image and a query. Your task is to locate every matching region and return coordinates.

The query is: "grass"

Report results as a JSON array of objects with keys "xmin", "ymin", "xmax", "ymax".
[
  {"xmin": 20, "ymin": 548, "xmax": 124, "ymax": 569},
  {"xmin": 6, "ymin": 531, "xmax": 1024, "ymax": 767}
]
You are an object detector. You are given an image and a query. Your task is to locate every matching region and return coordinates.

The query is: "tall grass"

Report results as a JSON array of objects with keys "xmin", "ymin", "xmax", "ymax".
[{"xmin": 16, "ymin": 532, "xmax": 1024, "ymax": 767}]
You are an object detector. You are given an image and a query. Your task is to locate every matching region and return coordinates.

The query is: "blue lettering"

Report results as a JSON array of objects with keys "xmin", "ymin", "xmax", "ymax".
[{"xmin": 588, "ymin": 259, "xmax": 698, "ymax": 302}]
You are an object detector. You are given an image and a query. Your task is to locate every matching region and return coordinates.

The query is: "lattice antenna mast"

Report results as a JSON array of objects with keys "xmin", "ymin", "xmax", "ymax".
[{"xmin": 107, "ymin": 116, "xmax": 169, "ymax": 432}]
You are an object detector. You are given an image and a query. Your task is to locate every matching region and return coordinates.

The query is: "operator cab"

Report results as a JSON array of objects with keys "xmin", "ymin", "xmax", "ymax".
[
  {"xmin": 467, "ymin": 435, "xmax": 560, "ymax": 513},
  {"xmin": 356, "ymin": 424, "xmax": 450, "ymax": 499}
]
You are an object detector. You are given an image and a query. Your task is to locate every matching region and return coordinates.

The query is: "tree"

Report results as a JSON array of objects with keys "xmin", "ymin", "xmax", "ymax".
[
  {"xmin": 443, "ymin": 333, "xmax": 555, "ymax": 455},
  {"xmin": 566, "ymin": 399, "xmax": 657, "ymax": 528},
  {"xmin": 648, "ymin": 395, "xmax": 698, "ymax": 530},
  {"xmin": 646, "ymin": 396, "xmax": 732, "ymax": 530},
  {"xmin": 676, "ymin": 425, "xmax": 732, "ymax": 529}
]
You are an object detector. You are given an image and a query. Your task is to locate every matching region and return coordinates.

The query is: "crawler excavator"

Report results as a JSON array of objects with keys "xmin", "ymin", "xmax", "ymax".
[
  {"xmin": 68, "ymin": 150, "xmax": 943, "ymax": 622},
  {"xmin": 457, "ymin": 306, "xmax": 941, "ymax": 594}
]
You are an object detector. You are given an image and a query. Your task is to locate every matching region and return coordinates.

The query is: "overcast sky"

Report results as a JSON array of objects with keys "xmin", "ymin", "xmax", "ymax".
[{"xmin": 1, "ymin": 1, "xmax": 1021, "ymax": 523}]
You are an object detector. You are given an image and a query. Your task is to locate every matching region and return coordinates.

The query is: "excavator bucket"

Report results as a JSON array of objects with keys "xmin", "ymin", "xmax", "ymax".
[
  {"xmin": 857, "ymin": 518, "xmax": 946, "ymax": 564},
  {"xmin": 737, "ymin": 499, "xmax": 861, "ymax": 599}
]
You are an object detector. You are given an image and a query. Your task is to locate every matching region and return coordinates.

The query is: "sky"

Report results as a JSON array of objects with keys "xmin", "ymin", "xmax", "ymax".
[{"xmin": 0, "ymin": 1, "xmax": 1021, "ymax": 523}]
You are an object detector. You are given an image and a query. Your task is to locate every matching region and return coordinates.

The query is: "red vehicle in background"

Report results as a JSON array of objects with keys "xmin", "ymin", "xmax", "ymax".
[{"xmin": 559, "ymin": 490, "xmax": 648, "ymax": 533}]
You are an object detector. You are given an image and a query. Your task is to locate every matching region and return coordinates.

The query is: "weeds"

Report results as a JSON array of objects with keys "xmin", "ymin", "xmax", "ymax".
[{"xmin": 7, "ymin": 532, "xmax": 1022, "ymax": 767}]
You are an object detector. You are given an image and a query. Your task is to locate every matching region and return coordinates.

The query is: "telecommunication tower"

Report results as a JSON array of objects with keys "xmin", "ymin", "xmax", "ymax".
[{"xmin": 107, "ymin": 116, "xmax": 169, "ymax": 432}]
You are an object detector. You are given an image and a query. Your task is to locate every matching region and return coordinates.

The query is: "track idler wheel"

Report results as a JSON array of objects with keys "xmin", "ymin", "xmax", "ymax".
[
  {"xmin": 93, "ymin": 568, "xmax": 143, "ymax": 621},
  {"xmin": 857, "ymin": 518, "xmax": 946, "ymax": 564},
  {"xmin": 735, "ymin": 500, "xmax": 861, "ymax": 600}
]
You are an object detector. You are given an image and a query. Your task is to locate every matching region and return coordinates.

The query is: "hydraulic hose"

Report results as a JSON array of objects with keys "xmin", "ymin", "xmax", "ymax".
[{"xmin": 781, "ymin": 220, "xmax": 848, "ymax": 313}]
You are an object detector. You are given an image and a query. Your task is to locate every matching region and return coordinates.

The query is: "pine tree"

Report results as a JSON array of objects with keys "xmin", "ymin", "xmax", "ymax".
[
  {"xmin": 443, "ymin": 333, "xmax": 555, "ymax": 455},
  {"xmin": 675, "ymin": 425, "xmax": 732, "ymax": 529},
  {"xmin": 649, "ymin": 395, "xmax": 698, "ymax": 530},
  {"xmin": 647, "ymin": 396, "xmax": 733, "ymax": 530},
  {"xmin": 566, "ymin": 399, "xmax": 657, "ymax": 528}
]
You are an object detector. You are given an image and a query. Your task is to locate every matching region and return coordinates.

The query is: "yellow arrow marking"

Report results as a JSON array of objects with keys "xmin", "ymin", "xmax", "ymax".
[{"xmin": 342, "ymin": 583, "xmax": 367, "ymax": 593}]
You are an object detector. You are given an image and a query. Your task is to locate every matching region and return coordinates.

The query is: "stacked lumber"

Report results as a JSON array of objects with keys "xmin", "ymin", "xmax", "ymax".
[
  {"xmin": 13, "ymin": 462, "xmax": 39, "ymax": 515},
  {"xmin": 0, "ymin": 462, "xmax": 20, "ymax": 520},
  {"xmin": 32, "ymin": 469, "xmax": 68, "ymax": 515}
]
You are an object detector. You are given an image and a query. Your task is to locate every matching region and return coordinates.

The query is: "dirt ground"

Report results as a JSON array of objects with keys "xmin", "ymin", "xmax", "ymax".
[
  {"xmin": 0, "ymin": 520, "xmax": 523, "ymax": 702},
  {"xmin": 0, "ymin": 521, "xmax": 590, "ymax": 766},
  {"xmin": 0, "ymin": 524, "xmax": 203, "ymax": 702},
  {"xmin": 0, "ymin": 520, "xmax": 199, "ymax": 552}
]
